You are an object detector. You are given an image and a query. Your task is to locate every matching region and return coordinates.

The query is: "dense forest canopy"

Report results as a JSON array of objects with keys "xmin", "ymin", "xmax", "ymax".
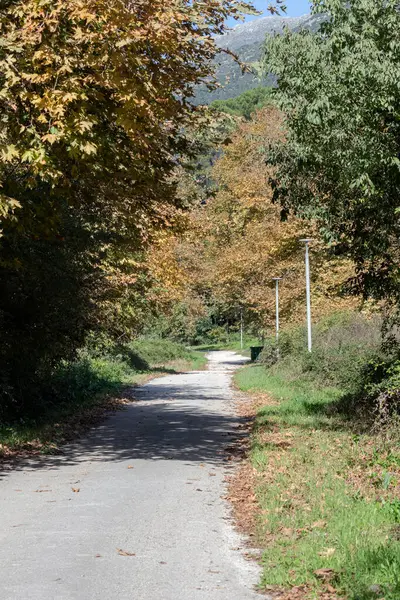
[{"xmin": 211, "ymin": 87, "xmax": 275, "ymax": 120}]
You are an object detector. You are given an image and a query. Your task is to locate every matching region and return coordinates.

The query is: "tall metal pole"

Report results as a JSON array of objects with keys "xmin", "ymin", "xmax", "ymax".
[
  {"xmin": 272, "ymin": 278, "xmax": 282, "ymax": 344},
  {"xmin": 300, "ymin": 239, "xmax": 312, "ymax": 352},
  {"xmin": 240, "ymin": 307, "xmax": 244, "ymax": 350},
  {"xmin": 272, "ymin": 277, "xmax": 282, "ymax": 360}
]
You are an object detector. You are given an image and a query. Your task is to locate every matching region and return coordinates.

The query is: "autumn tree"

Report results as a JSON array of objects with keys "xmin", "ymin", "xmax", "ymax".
[
  {"xmin": 0, "ymin": 0, "xmax": 266, "ymax": 416},
  {"xmin": 169, "ymin": 105, "xmax": 358, "ymax": 341}
]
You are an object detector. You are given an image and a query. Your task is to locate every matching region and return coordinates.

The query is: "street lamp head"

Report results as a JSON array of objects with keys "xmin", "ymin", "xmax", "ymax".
[
  {"xmin": 272, "ymin": 277, "xmax": 283, "ymax": 281},
  {"xmin": 300, "ymin": 238, "xmax": 313, "ymax": 244}
]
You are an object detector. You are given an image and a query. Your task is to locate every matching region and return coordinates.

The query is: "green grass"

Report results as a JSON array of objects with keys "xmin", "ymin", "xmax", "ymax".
[
  {"xmin": 192, "ymin": 336, "xmax": 260, "ymax": 357},
  {"xmin": 0, "ymin": 341, "xmax": 206, "ymax": 457},
  {"xmin": 0, "ymin": 357, "xmax": 142, "ymax": 452},
  {"xmin": 184, "ymin": 350, "xmax": 208, "ymax": 371},
  {"xmin": 129, "ymin": 339, "xmax": 204, "ymax": 367},
  {"xmin": 235, "ymin": 364, "xmax": 400, "ymax": 600}
]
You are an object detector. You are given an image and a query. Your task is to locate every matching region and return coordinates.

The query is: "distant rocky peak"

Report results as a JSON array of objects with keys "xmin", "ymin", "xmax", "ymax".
[
  {"xmin": 195, "ymin": 13, "xmax": 324, "ymax": 105},
  {"xmin": 216, "ymin": 14, "xmax": 315, "ymax": 51}
]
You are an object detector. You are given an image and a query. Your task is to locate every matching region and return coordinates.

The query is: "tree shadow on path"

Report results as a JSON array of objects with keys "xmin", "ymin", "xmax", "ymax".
[{"xmin": 0, "ymin": 371, "xmax": 248, "ymax": 479}]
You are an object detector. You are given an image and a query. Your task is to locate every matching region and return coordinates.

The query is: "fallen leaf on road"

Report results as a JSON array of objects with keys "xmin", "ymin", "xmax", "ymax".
[{"xmin": 117, "ymin": 548, "xmax": 136, "ymax": 557}]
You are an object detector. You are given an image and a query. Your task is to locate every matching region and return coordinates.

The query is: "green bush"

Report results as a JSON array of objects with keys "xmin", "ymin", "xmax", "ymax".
[
  {"xmin": 261, "ymin": 312, "xmax": 383, "ymax": 391},
  {"xmin": 84, "ymin": 336, "xmax": 193, "ymax": 370},
  {"xmin": 1, "ymin": 335, "xmax": 196, "ymax": 424},
  {"xmin": 127, "ymin": 339, "xmax": 192, "ymax": 366},
  {"xmin": 299, "ymin": 343, "xmax": 381, "ymax": 391},
  {"xmin": 51, "ymin": 357, "xmax": 130, "ymax": 404},
  {"xmin": 3, "ymin": 356, "xmax": 132, "ymax": 423},
  {"xmin": 258, "ymin": 311, "xmax": 400, "ymax": 424},
  {"xmin": 340, "ymin": 356, "xmax": 400, "ymax": 423},
  {"xmin": 82, "ymin": 333, "xmax": 150, "ymax": 371}
]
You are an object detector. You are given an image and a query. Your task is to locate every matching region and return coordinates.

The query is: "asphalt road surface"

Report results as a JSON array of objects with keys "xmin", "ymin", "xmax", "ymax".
[{"xmin": 0, "ymin": 351, "xmax": 260, "ymax": 600}]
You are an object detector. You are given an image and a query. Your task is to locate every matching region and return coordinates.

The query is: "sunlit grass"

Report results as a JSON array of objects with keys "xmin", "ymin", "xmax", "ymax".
[
  {"xmin": 192, "ymin": 336, "xmax": 260, "ymax": 357},
  {"xmin": 235, "ymin": 365, "xmax": 400, "ymax": 600}
]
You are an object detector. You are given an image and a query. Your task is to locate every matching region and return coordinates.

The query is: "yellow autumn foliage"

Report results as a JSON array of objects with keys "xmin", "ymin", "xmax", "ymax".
[{"xmin": 176, "ymin": 106, "xmax": 358, "ymax": 331}]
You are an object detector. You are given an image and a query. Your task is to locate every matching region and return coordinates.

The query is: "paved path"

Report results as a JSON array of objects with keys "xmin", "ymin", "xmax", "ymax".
[{"xmin": 0, "ymin": 351, "xmax": 260, "ymax": 600}]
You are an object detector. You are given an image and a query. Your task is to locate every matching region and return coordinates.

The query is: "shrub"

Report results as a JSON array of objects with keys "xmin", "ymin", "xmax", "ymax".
[
  {"xmin": 259, "ymin": 311, "xmax": 400, "ymax": 427},
  {"xmin": 341, "ymin": 356, "xmax": 400, "ymax": 426},
  {"xmin": 127, "ymin": 339, "xmax": 192, "ymax": 366},
  {"xmin": 258, "ymin": 338, "xmax": 279, "ymax": 366},
  {"xmin": 51, "ymin": 358, "xmax": 130, "ymax": 405},
  {"xmin": 261, "ymin": 311, "xmax": 383, "ymax": 391},
  {"xmin": 1, "ymin": 334, "xmax": 195, "ymax": 424}
]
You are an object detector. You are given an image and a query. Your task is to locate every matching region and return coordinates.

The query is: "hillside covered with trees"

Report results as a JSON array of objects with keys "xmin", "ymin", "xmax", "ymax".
[{"xmin": 195, "ymin": 12, "xmax": 325, "ymax": 104}]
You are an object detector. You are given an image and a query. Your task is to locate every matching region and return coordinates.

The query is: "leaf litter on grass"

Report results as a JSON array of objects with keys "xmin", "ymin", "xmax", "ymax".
[{"xmin": 230, "ymin": 373, "xmax": 400, "ymax": 600}]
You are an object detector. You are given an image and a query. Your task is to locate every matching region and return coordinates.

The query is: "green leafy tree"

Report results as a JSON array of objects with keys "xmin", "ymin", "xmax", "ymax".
[
  {"xmin": 264, "ymin": 0, "xmax": 400, "ymax": 307},
  {"xmin": 211, "ymin": 87, "xmax": 275, "ymax": 120}
]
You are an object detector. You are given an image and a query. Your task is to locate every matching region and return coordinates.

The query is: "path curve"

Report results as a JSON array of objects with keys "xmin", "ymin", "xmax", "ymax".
[{"xmin": 0, "ymin": 351, "xmax": 260, "ymax": 600}]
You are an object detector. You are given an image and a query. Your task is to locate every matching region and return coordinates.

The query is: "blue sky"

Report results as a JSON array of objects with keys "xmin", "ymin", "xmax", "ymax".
[{"xmin": 226, "ymin": 1, "xmax": 311, "ymax": 26}]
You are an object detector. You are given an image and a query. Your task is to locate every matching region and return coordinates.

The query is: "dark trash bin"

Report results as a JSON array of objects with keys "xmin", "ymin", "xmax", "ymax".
[{"xmin": 250, "ymin": 346, "xmax": 264, "ymax": 362}]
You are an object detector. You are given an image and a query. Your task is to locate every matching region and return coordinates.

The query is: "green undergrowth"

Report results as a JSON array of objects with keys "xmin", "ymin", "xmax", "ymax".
[
  {"xmin": 225, "ymin": 337, "xmax": 260, "ymax": 357},
  {"xmin": 235, "ymin": 363, "xmax": 400, "ymax": 600},
  {"xmin": 0, "ymin": 339, "xmax": 206, "ymax": 456},
  {"xmin": 193, "ymin": 336, "xmax": 260, "ymax": 357}
]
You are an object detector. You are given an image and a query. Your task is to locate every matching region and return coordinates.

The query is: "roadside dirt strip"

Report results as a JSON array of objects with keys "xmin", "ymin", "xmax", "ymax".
[{"xmin": 0, "ymin": 351, "xmax": 263, "ymax": 600}]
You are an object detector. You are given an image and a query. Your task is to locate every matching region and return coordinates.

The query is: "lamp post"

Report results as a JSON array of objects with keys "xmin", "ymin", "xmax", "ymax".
[
  {"xmin": 272, "ymin": 277, "xmax": 282, "ymax": 346},
  {"xmin": 300, "ymin": 239, "xmax": 313, "ymax": 352},
  {"xmin": 240, "ymin": 307, "xmax": 244, "ymax": 350}
]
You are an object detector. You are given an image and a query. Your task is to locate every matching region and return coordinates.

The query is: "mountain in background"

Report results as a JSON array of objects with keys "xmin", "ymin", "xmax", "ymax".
[{"xmin": 195, "ymin": 13, "xmax": 324, "ymax": 104}]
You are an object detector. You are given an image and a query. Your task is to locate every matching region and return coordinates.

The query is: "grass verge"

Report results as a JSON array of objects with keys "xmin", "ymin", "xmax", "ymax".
[
  {"xmin": 235, "ymin": 364, "xmax": 400, "ymax": 600},
  {"xmin": 0, "ymin": 344, "xmax": 206, "ymax": 461},
  {"xmin": 192, "ymin": 336, "xmax": 260, "ymax": 357}
]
